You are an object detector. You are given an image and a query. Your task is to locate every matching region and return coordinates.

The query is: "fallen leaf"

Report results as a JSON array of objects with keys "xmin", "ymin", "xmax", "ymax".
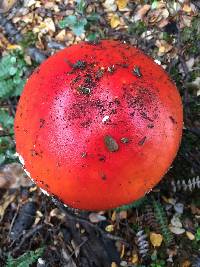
[
  {"xmin": 171, "ymin": 214, "xmax": 182, "ymax": 228},
  {"xmin": 103, "ymin": 0, "xmax": 117, "ymax": 12},
  {"xmin": 150, "ymin": 232, "xmax": 163, "ymax": 247},
  {"xmin": 119, "ymin": 210, "xmax": 127, "ymax": 220},
  {"xmin": 134, "ymin": 5, "xmax": 151, "ymax": 21},
  {"xmin": 131, "ymin": 253, "xmax": 138, "ymax": 264},
  {"xmin": 120, "ymin": 244, "xmax": 125, "ymax": 258},
  {"xmin": 89, "ymin": 212, "xmax": 106, "ymax": 223},
  {"xmin": 44, "ymin": 18, "xmax": 56, "ymax": 32},
  {"xmin": 186, "ymin": 231, "xmax": 195, "ymax": 240},
  {"xmin": 105, "ymin": 224, "xmax": 114, "ymax": 232},
  {"xmin": 0, "ymin": 193, "xmax": 15, "ymax": 221},
  {"xmin": 50, "ymin": 208, "xmax": 65, "ymax": 220},
  {"xmin": 55, "ymin": 30, "xmax": 66, "ymax": 42},
  {"xmin": 0, "ymin": 0, "xmax": 17, "ymax": 13},
  {"xmin": 155, "ymin": 40, "xmax": 173, "ymax": 56},
  {"xmin": 111, "ymin": 211, "xmax": 117, "ymax": 221},
  {"xmin": 181, "ymin": 260, "xmax": 191, "ymax": 267},
  {"xmin": 183, "ymin": 4, "xmax": 192, "ymax": 13},
  {"xmin": 110, "ymin": 14, "xmax": 120, "ymax": 28},
  {"xmin": 169, "ymin": 226, "xmax": 185, "ymax": 235},
  {"xmin": 0, "ymin": 163, "xmax": 33, "ymax": 189},
  {"xmin": 7, "ymin": 44, "xmax": 22, "ymax": 50},
  {"xmin": 111, "ymin": 262, "xmax": 118, "ymax": 267},
  {"xmin": 116, "ymin": 0, "xmax": 128, "ymax": 10},
  {"xmin": 24, "ymin": 0, "xmax": 36, "ymax": 7}
]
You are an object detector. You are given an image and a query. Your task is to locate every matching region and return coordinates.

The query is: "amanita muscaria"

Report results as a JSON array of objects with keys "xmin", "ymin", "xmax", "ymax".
[{"xmin": 15, "ymin": 40, "xmax": 183, "ymax": 210}]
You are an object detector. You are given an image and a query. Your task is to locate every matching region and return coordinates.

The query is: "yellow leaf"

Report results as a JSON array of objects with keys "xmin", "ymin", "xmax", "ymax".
[
  {"xmin": 111, "ymin": 262, "xmax": 118, "ymax": 267},
  {"xmin": 183, "ymin": 4, "xmax": 192, "ymax": 13},
  {"xmin": 105, "ymin": 224, "xmax": 114, "ymax": 232},
  {"xmin": 131, "ymin": 253, "xmax": 138, "ymax": 264},
  {"xmin": 186, "ymin": 231, "xmax": 195, "ymax": 240},
  {"xmin": 7, "ymin": 44, "xmax": 21, "ymax": 50},
  {"xmin": 150, "ymin": 232, "xmax": 163, "ymax": 247},
  {"xmin": 120, "ymin": 244, "xmax": 125, "ymax": 258},
  {"xmin": 116, "ymin": 0, "xmax": 128, "ymax": 10},
  {"xmin": 110, "ymin": 14, "xmax": 120, "ymax": 28},
  {"xmin": 111, "ymin": 210, "xmax": 116, "ymax": 221}
]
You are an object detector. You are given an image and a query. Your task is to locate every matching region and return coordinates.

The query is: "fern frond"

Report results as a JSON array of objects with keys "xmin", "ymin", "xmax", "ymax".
[
  {"xmin": 115, "ymin": 197, "xmax": 147, "ymax": 212},
  {"xmin": 135, "ymin": 229, "xmax": 149, "ymax": 258},
  {"xmin": 152, "ymin": 199, "xmax": 173, "ymax": 246},
  {"xmin": 6, "ymin": 247, "xmax": 44, "ymax": 267},
  {"xmin": 144, "ymin": 204, "xmax": 160, "ymax": 232},
  {"xmin": 171, "ymin": 176, "xmax": 200, "ymax": 192}
]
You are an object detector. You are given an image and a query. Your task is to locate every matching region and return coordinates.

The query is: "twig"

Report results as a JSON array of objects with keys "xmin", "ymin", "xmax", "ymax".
[
  {"xmin": 12, "ymin": 224, "xmax": 43, "ymax": 253},
  {"xmin": 54, "ymin": 198, "xmax": 127, "ymax": 243}
]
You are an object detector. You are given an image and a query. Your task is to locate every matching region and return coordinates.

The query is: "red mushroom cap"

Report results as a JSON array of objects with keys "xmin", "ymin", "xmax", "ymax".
[{"xmin": 14, "ymin": 40, "xmax": 183, "ymax": 210}]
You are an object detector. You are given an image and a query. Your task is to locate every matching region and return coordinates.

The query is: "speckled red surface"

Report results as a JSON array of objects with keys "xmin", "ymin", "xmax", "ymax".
[{"xmin": 15, "ymin": 40, "xmax": 183, "ymax": 210}]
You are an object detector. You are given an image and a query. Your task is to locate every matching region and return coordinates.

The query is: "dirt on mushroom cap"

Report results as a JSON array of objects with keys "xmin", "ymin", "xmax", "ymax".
[{"xmin": 14, "ymin": 40, "xmax": 183, "ymax": 211}]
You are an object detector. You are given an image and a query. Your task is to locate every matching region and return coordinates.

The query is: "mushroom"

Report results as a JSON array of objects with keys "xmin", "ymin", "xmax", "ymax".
[{"xmin": 14, "ymin": 40, "xmax": 183, "ymax": 211}]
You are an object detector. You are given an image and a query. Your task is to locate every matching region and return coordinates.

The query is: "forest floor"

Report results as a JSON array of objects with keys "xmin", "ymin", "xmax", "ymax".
[{"xmin": 0, "ymin": 0, "xmax": 200, "ymax": 266}]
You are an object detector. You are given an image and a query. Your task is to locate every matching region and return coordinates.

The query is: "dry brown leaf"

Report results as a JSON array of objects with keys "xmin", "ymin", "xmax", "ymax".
[
  {"xmin": 118, "ymin": 210, "xmax": 127, "ymax": 220},
  {"xmin": 156, "ymin": 40, "xmax": 173, "ymax": 56},
  {"xmin": 111, "ymin": 210, "xmax": 117, "ymax": 221},
  {"xmin": 0, "ymin": 0, "xmax": 17, "ymax": 13},
  {"xmin": 131, "ymin": 253, "xmax": 138, "ymax": 264},
  {"xmin": 150, "ymin": 232, "xmax": 163, "ymax": 247},
  {"xmin": 181, "ymin": 260, "xmax": 191, "ymax": 267},
  {"xmin": 134, "ymin": 5, "xmax": 151, "ymax": 21},
  {"xmin": 180, "ymin": 14, "xmax": 193, "ymax": 28},
  {"xmin": 110, "ymin": 14, "xmax": 120, "ymax": 28},
  {"xmin": 50, "ymin": 208, "xmax": 65, "ymax": 220},
  {"xmin": 55, "ymin": 30, "xmax": 66, "ymax": 42},
  {"xmin": 0, "ymin": 163, "xmax": 33, "ymax": 189},
  {"xmin": 0, "ymin": 193, "xmax": 15, "ymax": 221},
  {"xmin": 183, "ymin": 4, "xmax": 192, "ymax": 13},
  {"xmin": 116, "ymin": 0, "xmax": 128, "ymax": 10}
]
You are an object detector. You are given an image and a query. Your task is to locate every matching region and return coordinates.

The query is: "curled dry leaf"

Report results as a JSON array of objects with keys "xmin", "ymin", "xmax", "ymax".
[
  {"xmin": 50, "ymin": 208, "xmax": 65, "ymax": 220},
  {"xmin": 155, "ymin": 40, "xmax": 173, "ymax": 56},
  {"xmin": 181, "ymin": 260, "xmax": 191, "ymax": 267},
  {"xmin": 147, "ymin": 7, "xmax": 169, "ymax": 27},
  {"xmin": 116, "ymin": 0, "xmax": 128, "ymax": 11},
  {"xmin": 134, "ymin": 4, "xmax": 151, "ymax": 21},
  {"xmin": 0, "ymin": 193, "xmax": 15, "ymax": 221},
  {"xmin": 0, "ymin": 0, "xmax": 17, "ymax": 13},
  {"xmin": 150, "ymin": 232, "xmax": 163, "ymax": 247},
  {"xmin": 0, "ymin": 163, "xmax": 33, "ymax": 189},
  {"xmin": 110, "ymin": 14, "xmax": 121, "ymax": 28},
  {"xmin": 55, "ymin": 30, "xmax": 66, "ymax": 42}
]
